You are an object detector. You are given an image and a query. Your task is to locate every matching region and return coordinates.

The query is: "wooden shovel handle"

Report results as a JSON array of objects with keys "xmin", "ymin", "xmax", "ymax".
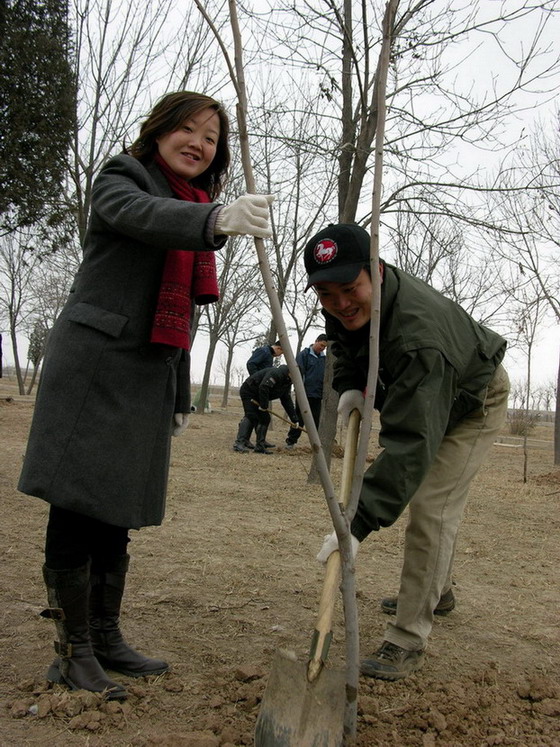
[
  {"xmin": 250, "ymin": 399, "xmax": 306, "ymax": 432},
  {"xmin": 307, "ymin": 409, "xmax": 361, "ymax": 681}
]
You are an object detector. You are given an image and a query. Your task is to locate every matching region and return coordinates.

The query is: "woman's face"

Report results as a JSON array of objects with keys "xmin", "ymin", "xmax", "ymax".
[
  {"xmin": 156, "ymin": 107, "xmax": 220, "ymax": 180},
  {"xmin": 314, "ymin": 269, "xmax": 373, "ymax": 331}
]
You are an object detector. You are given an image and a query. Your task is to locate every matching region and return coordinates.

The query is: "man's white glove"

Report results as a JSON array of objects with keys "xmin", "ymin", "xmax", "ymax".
[
  {"xmin": 316, "ymin": 531, "xmax": 360, "ymax": 565},
  {"xmin": 215, "ymin": 194, "xmax": 275, "ymax": 239},
  {"xmin": 337, "ymin": 389, "xmax": 364, "ymax": 425},
  {"xmin": 172, "ymin": 413, "xmax": 189, "ymax": 437}
]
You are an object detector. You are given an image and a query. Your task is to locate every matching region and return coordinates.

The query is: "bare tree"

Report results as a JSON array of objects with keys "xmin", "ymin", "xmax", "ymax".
[
  {"xmin": 0, "ymin": 229, "xmax": 41, "ymax": 393},
  {"xmin": 195, "ymin": 232, "xmax": 264, "ymax": 413},
  {"xmin": 512, "ymin": 290, "xmax": 548, "ymax": 480},
  {"xmin": 489, "ymin": 111, "xmax": 560, "ymax": 462},
  {"xmin": 250, "ymin": 87, "xmax": 340, "ymax": 342},
  {"xmin": 247, "ymin": 0, "xmax": 560, "ymax": 464},
  {"xmin": 68, "ymin": 0, "xmax": 228, "ymax": 240}
]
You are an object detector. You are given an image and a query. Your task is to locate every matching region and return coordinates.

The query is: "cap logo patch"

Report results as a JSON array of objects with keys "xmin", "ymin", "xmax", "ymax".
[{"xmin": 314, "ymin": 239, "xmax": 338, "ymax": 265}]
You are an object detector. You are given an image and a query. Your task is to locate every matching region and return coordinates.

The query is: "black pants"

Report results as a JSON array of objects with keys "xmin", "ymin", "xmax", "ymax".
[
  {"xmin": 45, "ymin": 505, "xmax": 129, "ymax": 570},
  {"xmin": 241, "ymin": 397, "xmax": 271, "ymax": 428},
  {"xmin": 286, "ymin": 397, "xmax": 322, "ymax": 445}
]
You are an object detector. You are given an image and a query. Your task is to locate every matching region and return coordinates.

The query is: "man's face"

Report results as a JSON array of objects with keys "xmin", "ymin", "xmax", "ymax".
[
  {"xmin": 312, "ymin": 340, "xmax": 328, "ymax": 354},
  {"xmin": 271, "ymin": 345, "xmax": 283, "ymax": 357},
  {"xmin": 314, "ymin": 269, "xmax": 372, "ymax": 331}
]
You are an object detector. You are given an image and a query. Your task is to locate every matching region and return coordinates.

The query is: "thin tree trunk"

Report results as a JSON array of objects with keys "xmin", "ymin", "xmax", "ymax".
[
  {"xmin": 26, "ymin": 363, "xmax": 40, "ymax": 395},
  {"xmin": 197, "ymin": 336, "xmax": 218, "ymax": 415},
  {"xmin": 9, "ymin": 327, "xmax": 25, "ymax": 395},
  {"xmin": 555, "ymin": 351, "xmax": 559, "ymax": 466},
  {"xmin": 221, "ymin": 347, "xmax": 234, "ymax": 408},
  {"xmin": 308, "ymin": 351, "xmax": 339, "ymax": 483}
]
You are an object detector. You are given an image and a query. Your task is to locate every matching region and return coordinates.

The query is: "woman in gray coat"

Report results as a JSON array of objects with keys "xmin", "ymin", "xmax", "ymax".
[{"xmin": 18, "ymin": 91, "xmax": 273, "ymax": 699}]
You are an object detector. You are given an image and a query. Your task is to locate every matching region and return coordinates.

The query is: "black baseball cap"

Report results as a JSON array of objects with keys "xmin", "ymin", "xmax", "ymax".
[{"xmin": 304, "ymin": 223, "xmax": 370, "ymax": 291}]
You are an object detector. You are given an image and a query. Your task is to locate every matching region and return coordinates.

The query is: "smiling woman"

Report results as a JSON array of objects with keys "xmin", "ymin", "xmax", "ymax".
[
  {"xmin": 156, "ymin": 108, "xmax": 220, "ymax": 181},
  {"xmin": 16, "ymin": 90, "xmax": 274, "ymax": 701}
]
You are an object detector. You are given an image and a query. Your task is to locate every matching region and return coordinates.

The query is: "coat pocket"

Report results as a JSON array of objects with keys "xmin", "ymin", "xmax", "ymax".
[{"xmin": 66, "ymin": 302, "xmax": 128, "ymax": 339}]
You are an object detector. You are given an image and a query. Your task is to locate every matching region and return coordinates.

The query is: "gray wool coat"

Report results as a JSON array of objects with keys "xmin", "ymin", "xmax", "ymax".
[{"xmin": 18, "ymin": 154, "xmax": 224, "ymax": 529}]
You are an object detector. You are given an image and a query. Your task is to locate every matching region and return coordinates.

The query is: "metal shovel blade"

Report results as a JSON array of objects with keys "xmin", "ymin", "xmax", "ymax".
[{"xmin": 255, "ymin": 650, "xmax": 346, "ymax": 747}]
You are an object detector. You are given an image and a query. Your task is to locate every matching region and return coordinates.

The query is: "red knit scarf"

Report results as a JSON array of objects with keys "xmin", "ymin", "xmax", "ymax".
[{"xmin": 150, "ymin": 153, "xmax": 219, "ymax": 350}]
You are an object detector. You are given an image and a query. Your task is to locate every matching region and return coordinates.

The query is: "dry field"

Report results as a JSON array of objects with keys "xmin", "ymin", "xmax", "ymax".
[{"xmin": 1, "ymin": 377, "xmax": 559, "ymax": 746}]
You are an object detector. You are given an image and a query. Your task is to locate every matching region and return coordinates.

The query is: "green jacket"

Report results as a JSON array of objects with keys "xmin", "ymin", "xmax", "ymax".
[{"xmin": 324, "ymin": 261, "xmax": 506, "ymax": 540}]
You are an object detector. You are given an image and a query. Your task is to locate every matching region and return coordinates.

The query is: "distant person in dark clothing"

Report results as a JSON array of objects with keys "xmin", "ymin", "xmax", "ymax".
[
  {"xmin": 285, "ymin": 334, "xmax": 328, "ymax": 448},
  {"xmin": 246, "ymin": 341, "xmax": 283, "ymax": 374},
  {"xmin": 243, "ymin": 341, "xmax": 284, "ymax": 448},
  {"xmin": 233, "ymin": 365, "xmax": 297, "ymax": 454}
]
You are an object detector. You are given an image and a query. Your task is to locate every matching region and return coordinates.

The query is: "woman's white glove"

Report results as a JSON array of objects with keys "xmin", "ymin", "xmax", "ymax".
[
  {"xmin": 172, "ymin": 413, "xmax": 189, "ymax": 437},
  {"xmin": 316, "ymin": 531, "xmax": 360, "ymax": 565},
  {"xmin": 337, "ymin": 389, "xmax": 364, "ymax": 425},
  {"xmin": 215, "ymin": 194, "xmax": 275, "ymax": 238}
]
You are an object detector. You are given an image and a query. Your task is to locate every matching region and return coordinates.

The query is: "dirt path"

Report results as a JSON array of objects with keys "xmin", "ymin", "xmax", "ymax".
[{"xmin": 1, "ymin": 381, "xmax": 559, "ymax": 746}]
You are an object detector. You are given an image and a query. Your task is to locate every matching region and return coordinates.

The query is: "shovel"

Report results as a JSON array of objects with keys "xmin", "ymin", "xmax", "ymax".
[
  {"xmin": 250, "ymin": 399, "xmax": 307, "ymax": 433},
  {"xmin": 255, "ymin": 409, "xmax": 361, "ymax": 747}
]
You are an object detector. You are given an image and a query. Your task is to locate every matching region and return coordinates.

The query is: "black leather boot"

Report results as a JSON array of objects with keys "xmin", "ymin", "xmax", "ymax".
[
  {"xmin": 41, "ymin": 564, "xmax": 127, "ymax": 700},
  {"xmin": 233, "ymin": 417, "xmax": 253, "ymax": 452},
  {"xmin": 254, "ymin": 424, "xmax": 273, "ymax": 454},
  {"xmin": 89, "ymin": 555, "xmax": 169, "ymax": 678}
]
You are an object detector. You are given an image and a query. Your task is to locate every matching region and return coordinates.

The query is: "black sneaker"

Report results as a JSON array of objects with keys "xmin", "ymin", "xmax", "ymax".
[
  {"xmin": 233, "ymin": 442, "xmax": 250, "ymax": 453},
  {"xmin": 360, "ymin": 642, "xmax": 425, "ymax": 681},
  {"xmin": 381, "ymin": 588, "xmax": 455, "ymax": 616}
]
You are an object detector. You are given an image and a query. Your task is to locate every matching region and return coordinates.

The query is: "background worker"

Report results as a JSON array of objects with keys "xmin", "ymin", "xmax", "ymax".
[
  {"xmin": 233, "ymin": 365, "xmax": 298, "ymax": 454},
  {"xmin": 242, "ymin": 341, "xmax": 284, "ymax": 448},
  {"xmin": 246, "ymin": 341, "xmax": 283, "ymax": 374},
  {"xmin": 285, "ymin": 334, "xmax": 328, "ymax": 449},
  {"xmin": 307, "ymin": 223, "xmax": 510, "ymax": 681}
]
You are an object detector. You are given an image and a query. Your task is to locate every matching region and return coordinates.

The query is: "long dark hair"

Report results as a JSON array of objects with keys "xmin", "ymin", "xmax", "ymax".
[{"xmin": 127, "ymin": 91, "xmax": 230, "ymax": 199}]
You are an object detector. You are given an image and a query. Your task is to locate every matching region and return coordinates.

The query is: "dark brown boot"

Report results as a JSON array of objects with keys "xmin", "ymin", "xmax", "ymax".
[
  {"xmin": 89, "ymin": 555, "xmax": 169, "ymax": 678},
  {"xmin": 41, "ymin": 564, "xmax": 126, "ymax": 700}
]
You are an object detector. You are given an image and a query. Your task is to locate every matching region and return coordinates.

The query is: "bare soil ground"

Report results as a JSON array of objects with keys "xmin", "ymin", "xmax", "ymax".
[{"xmin": 1, "ymin": 378, "xmax": 559, "ymax": 746}]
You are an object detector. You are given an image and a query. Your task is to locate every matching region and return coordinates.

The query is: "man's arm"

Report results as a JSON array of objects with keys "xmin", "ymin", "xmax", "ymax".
[
  {"xmin": 279, "ymin": 391, "xmax": 298, "ymax": 423},
  {"xmin": 258, "ymin": 368, "xmax": 278, "ymax": 410},
  {"xmin": 351, "ymin": 349, "xmax": 457, "ymax": 541}
]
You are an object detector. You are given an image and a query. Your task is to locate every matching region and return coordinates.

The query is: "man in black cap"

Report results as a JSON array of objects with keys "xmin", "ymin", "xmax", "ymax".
[
  {"xmin": 233, "ymin": 365, "xmax": 298, "ymax": 454},
  {"xmin": 308, "ymin": 223, "xmax": 510, "ymax": 681}
]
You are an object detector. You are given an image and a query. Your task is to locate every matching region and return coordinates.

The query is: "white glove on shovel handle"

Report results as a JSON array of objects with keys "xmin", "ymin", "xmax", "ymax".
[
  {"xmin": 172, "ymin": 413, "xmax": 189, "ymax": 437},
  {"xmin": 337, "ymin": 389, "xmax": 364, "ymax": 425},
  {"xmin": 215, "ymin": 194, "xmax": 275, "ymax": 238},
  {"xmin": 316, "ymin": 530, "xmax": 360, "ymax": 565}
]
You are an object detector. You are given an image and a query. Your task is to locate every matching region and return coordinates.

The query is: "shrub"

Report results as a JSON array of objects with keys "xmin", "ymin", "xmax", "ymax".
[{"xmin": 508, "ymin": 409, "xmax": 540, "ymax": 436}]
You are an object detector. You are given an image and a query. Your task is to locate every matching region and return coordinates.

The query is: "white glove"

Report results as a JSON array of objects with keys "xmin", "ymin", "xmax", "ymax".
[
  {"xmin": 316, "ymin": 531, "xmax": 360, "ymax": 565},
  {"xmin": 172, "ymin": 413, "xmax": 189, "ymax": 437},
  {"xmin": 215, "ymin": 194, "xmax": 275, "ymax": 239},
  {"xmin": 337, "ymin": 389, "xmax": 364, "ymax": 425}
]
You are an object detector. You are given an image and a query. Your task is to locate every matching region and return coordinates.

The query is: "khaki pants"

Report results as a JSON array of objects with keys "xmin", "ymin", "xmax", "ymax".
[{"xmin": 384, "ymin": 364, "xmax": 510, "ymax": 651}]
